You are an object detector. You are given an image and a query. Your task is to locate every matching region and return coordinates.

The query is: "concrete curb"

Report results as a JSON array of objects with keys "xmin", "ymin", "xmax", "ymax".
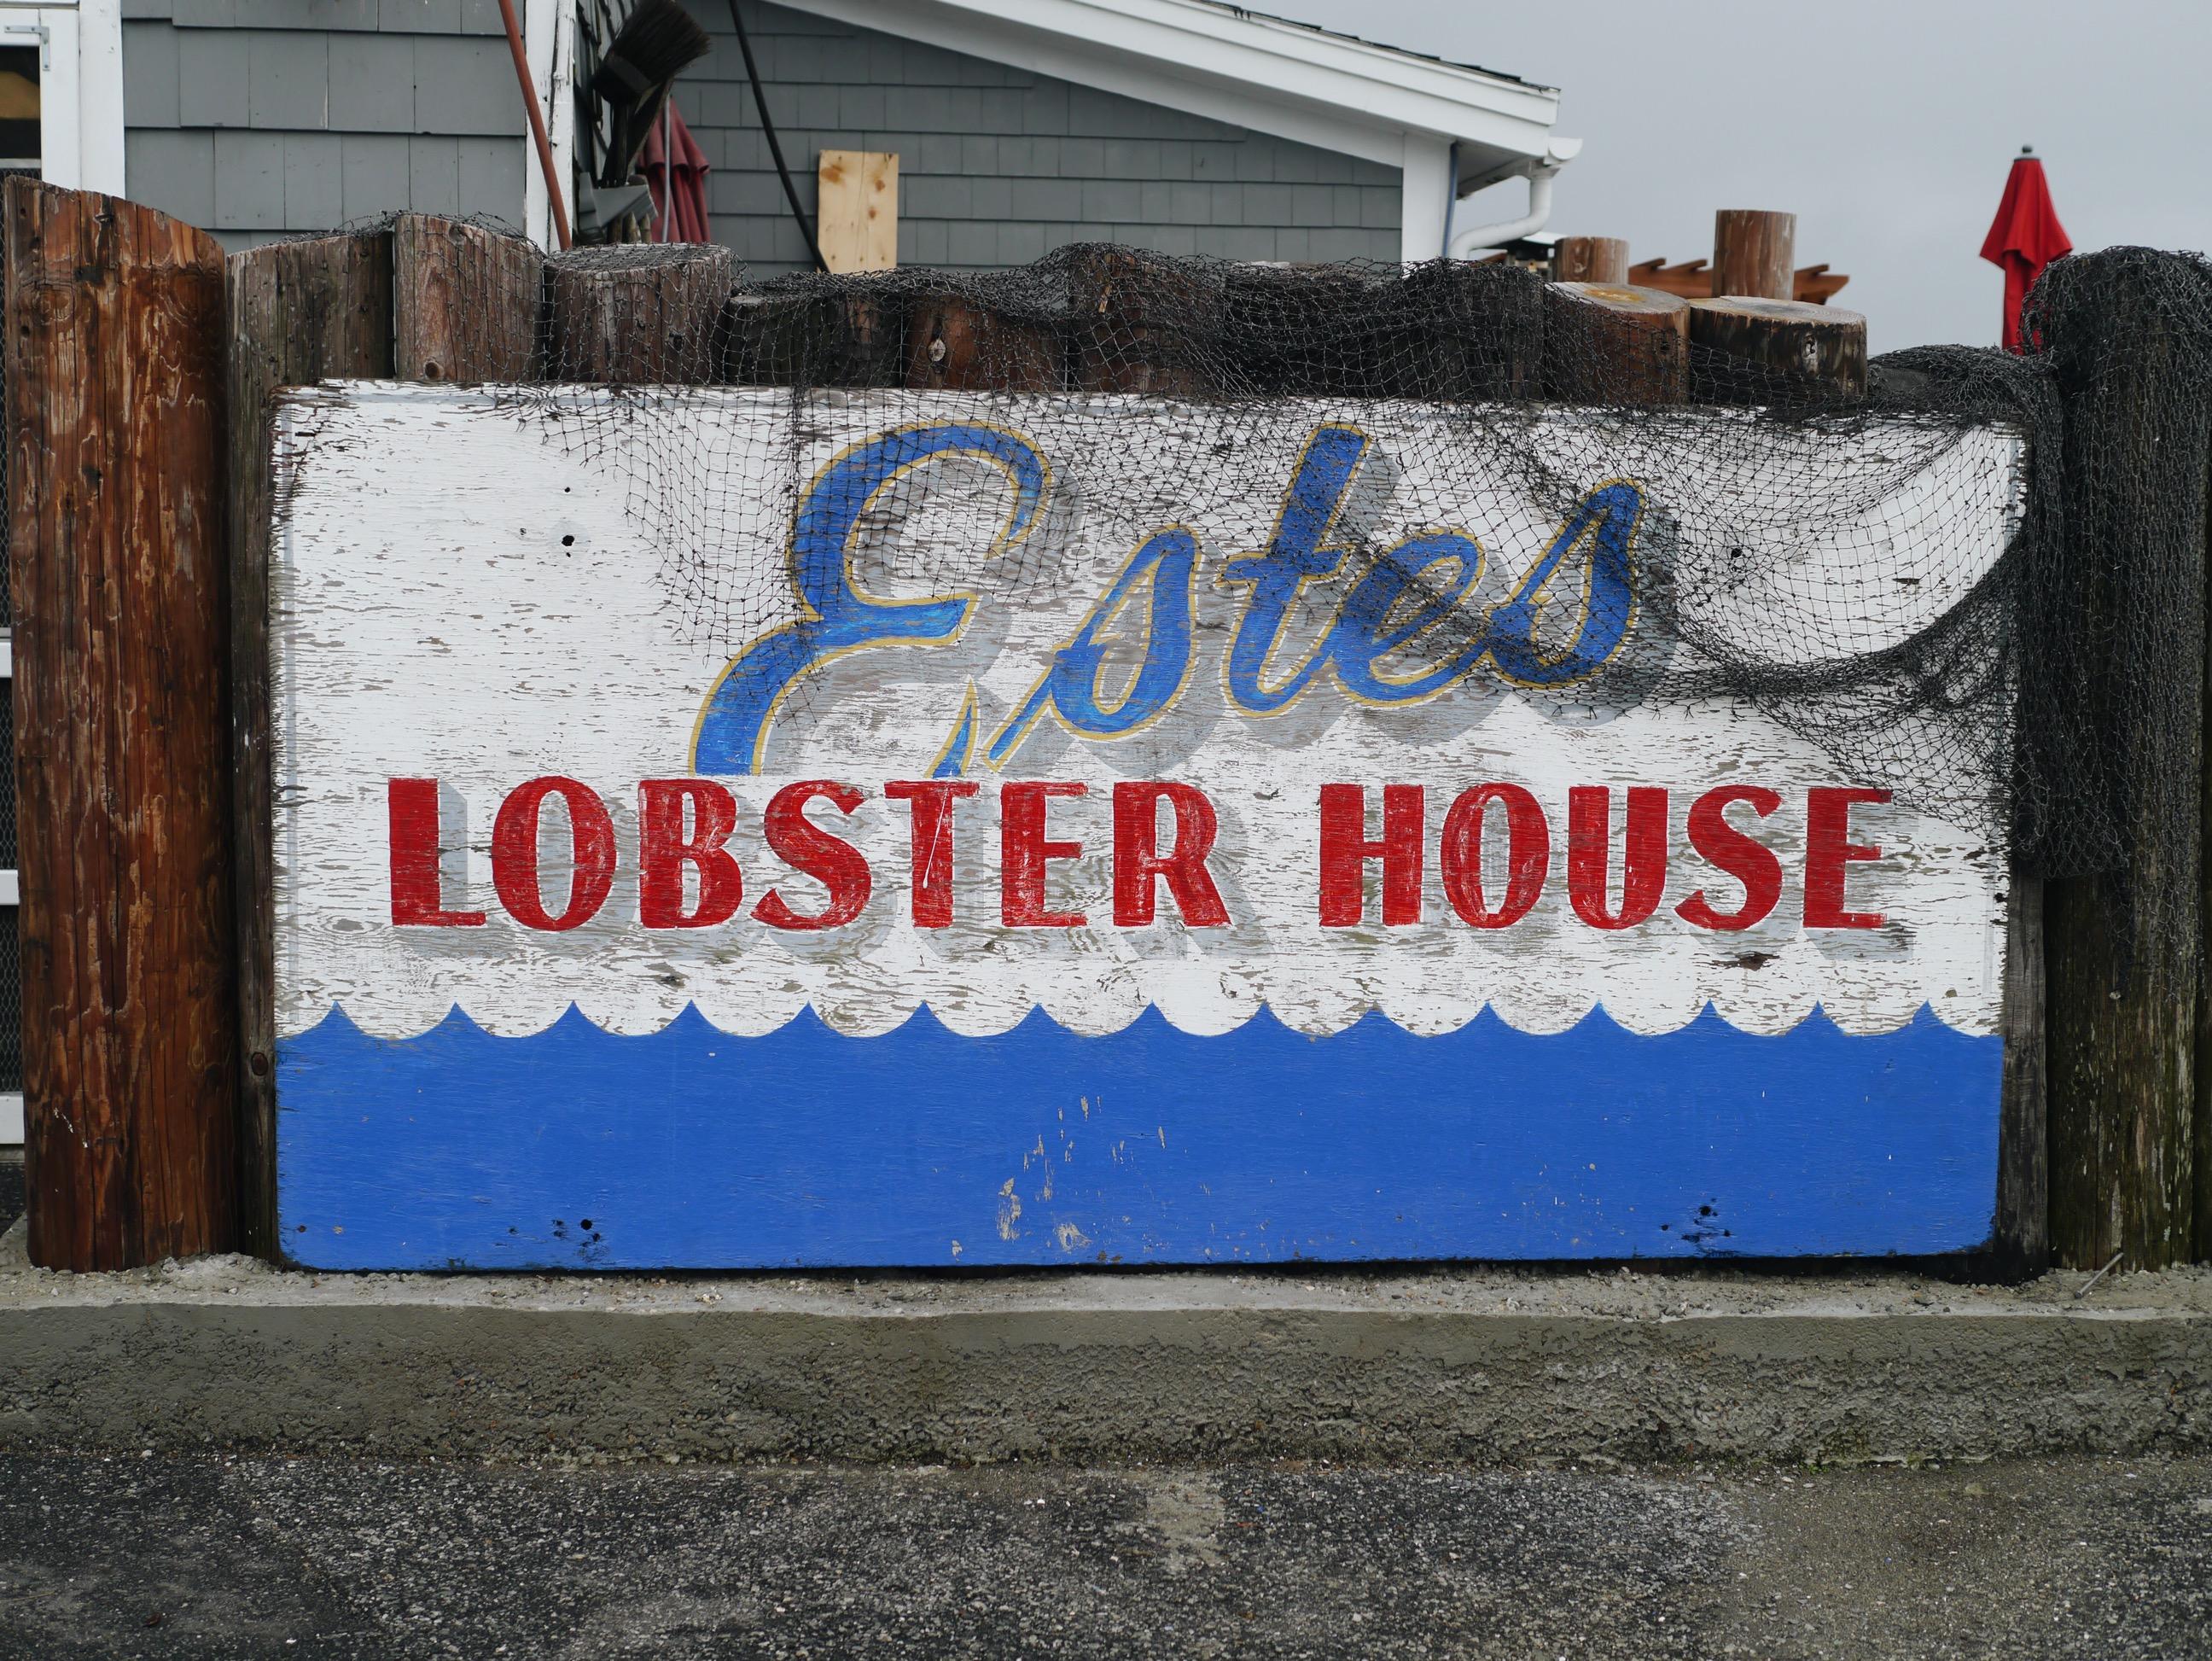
[{"xmin": 4, "ymin": 1226, "xmax": 2209, "ymax": 1465}]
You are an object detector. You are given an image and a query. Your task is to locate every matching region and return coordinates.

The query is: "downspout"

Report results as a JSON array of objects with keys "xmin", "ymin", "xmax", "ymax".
[
  {"xmin": 1441, "ymin": 139, "xmax": 1459, "ymax": 259},
  {"xmin": 1447, "ymin": 138, "xmax": 1582, "ymax": 260}
]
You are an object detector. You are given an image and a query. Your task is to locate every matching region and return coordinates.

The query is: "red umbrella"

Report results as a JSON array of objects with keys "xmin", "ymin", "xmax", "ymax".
[
  {"xmin": 1980, "ymin": 147, "xmax": 2071, "ymax": 353},
  {"xmin": 640, "ymin": 98, "xmax": 713, "ymax": 246}
]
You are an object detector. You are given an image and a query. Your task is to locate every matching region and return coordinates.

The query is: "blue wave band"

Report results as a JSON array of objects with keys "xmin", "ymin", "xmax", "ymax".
[{"xmin": 276, "ymin": 1001, "xmax": 2001, "ymax": 1270}]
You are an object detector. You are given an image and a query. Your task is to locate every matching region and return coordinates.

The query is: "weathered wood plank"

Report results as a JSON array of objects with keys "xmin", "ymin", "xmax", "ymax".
[
  {"xmin": 6, "ymin": 178, "xmax": 237, "ymax": 1268},
  {"xmin": 1543, "ymin": 283, "xmax": 1689, "ymax": 405},
  {"xmin": 1713, "ymin": 209, "xmax": 1796, "ymax": 301},
  {"xmin": 227, "ymin": 228, "xmax": 393, "ymax": 1258},
  {"xmin": 544, "ymin": 244, "xmax": 736, "ymax": 383},
  {"xmin": 393, "ymin": 213, "xmax": 541, "ymax": 383}
]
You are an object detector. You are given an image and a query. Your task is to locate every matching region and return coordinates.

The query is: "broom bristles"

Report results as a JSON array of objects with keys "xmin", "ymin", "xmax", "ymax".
[{"xmin": 593, "ymin": 0, "xmax": 711, "ymax": 101}]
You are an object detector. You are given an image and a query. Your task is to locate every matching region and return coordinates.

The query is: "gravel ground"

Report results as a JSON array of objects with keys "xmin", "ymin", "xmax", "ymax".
[{"xmin": 3, "ymin": 1451, "xmax": 2209, "ymax": 1658}]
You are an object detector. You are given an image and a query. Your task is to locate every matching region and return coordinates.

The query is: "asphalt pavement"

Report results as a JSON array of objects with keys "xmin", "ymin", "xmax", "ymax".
[{"xmin": 3, "ymin": 1451, "xmax": 2208, "ymax": 1658}]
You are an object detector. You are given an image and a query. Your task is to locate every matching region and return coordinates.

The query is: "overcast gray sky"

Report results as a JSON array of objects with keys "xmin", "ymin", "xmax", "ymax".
[{"xmin": 1264, "ymin": 0, "xmax": 2210, "ymax": 351}]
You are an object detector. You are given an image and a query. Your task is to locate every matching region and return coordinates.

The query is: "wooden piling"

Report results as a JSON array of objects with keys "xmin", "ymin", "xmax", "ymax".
[
  {"xmin": 1686, "ymin": 296, "xmax": 1867, "ymax": 402},
  {"xmin": 903, "ymin": 291, "xmax": 1058, "ymax": 392},
  {"xmin": 5, "ymin": 179, "xmax": 237, "ymax": 1268},
  {"xmin": 226, "ymin": 228, "xmax": 393, "ymax": 1257},
  {"xmin": 1551, "ymin": 236, "xmax": 1629, "ymax": 286},
  {"xmin": 544, "ymin": 244, "xmax": 736, "ymax": 382},
  {"xmin": 1068, "ymin": 247, "xmax": 1221, "ymax": 398},
  {"xmin": 1542, "ymin": 283, "xmax": 1689, "ymax": 404},
  {"xmin": 394, "ymin": 213, "xmax": 543, "ymax": 383},
  {"xmin": 1712, "ymin": 209, "xmax": 1796, "ymax": 301}
]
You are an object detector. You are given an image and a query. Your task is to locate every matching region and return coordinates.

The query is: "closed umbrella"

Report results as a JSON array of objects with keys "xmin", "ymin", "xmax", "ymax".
[{"xmin": 1980, "ymin": 146, "xmax": 2071, "ymax": 353}]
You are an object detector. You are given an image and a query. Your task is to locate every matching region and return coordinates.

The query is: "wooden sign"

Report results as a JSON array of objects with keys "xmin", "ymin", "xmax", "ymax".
[{"xmin": 269, "ymin": 386, "xmax": 2023, "ymax": 1269}]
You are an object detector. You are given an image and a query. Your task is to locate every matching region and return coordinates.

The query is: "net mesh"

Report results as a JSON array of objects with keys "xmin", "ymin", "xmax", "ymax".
[{"xmin": 294, "ymin": 226, "xmax": 2212, "ymax": 964}]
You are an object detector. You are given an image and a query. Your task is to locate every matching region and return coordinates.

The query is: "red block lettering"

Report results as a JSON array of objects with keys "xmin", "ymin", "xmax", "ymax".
[
  {"xmin": 1439, "ymin": 784, "xmax": 1549, "ymax": 928},
  {"xmin": 637, "ymin": 778, "xmax": 744, "ymax": 929},
  {"xmin": 1567, "ymin": 785, "xmax": 1668, "ymax": 930},
  {"xmin": 1002, "ymin": 781, "xmax": 1089, "ymax": 929},
  {"xmin": 884, "ymin": 779, "xmax": 980, "ymax": 928},
  {"xmin": 1804, "ymin": 786, "xmax": 1890, "ymax": 929},
  {"xmin": 490, "ymin": 776, "xmax": 618, "ymax": 932},
  {"xmin": 1676, "ymin": 785, "xmax": 1784, "ymax": 931},
  {"xmin": 1318, "ymin": 784, "xmax": 1423, "ymax": 926},
  {"xmin": 754, "ymin": 780, "xmax": 872, "ymax": 931},
  {"xmin": 387, "ymin": 778, "xmax": 486, "ymax": 927},
  {"xmin": 1112, "ymin": 782, "xmax": 1230, "ymax": 927}
]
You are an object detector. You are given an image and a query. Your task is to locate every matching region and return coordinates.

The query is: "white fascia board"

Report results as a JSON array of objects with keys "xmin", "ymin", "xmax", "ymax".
[{"xmin": 785, "ymin": 0, "xmax": 1561, "ymax": 167}]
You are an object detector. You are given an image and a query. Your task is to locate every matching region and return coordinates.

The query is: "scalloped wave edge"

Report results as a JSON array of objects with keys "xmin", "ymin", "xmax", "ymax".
[{"xmin": 289, "ymin": 998, "xmax": 1991, "ymax": 1048}]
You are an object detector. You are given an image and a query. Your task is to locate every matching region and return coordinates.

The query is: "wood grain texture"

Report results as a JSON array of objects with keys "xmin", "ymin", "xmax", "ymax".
[
  {"xmin": 545, "ymin": 245, "xmax": 735, "ymax": 382},
  {"xmin": 6, "ymin": 178, "xmax": 238, "ymax": 1269},
  {"xmin": 1997, "ymin": 873, "xmax": 2048, "ymax": 1273},
  {"xmin": 903, "ymin": 293, "xmax": 1058, "ymax": 392},
  {"xmin": 1551, "ymin": 237, "xmax": 1629, "ymax": 286},
  {"xmin": 816, "ymin": 149, "xmax": 898, "ymax": 274},
  {"xmin": 1542, "ymin": 283, "xmax": 1689, "ymax": 405},
  {"xmin": 393, "ymin": 214, "xmax": 542, "ymax": 383},
  {"xmin": 226, "ymin": 228, "xmax": 393, "ymax": 1257},
  {"xmin": 1712, "ymin": 210, "xmax": 1796, "ymax": 301},
  {"xmin": 1686, "ymin": 297, "xmax": 1868, "ymax": 402},
  {"xmin": 1067, "ymin": 247, "xmax": 1220, "ymax": 397}
]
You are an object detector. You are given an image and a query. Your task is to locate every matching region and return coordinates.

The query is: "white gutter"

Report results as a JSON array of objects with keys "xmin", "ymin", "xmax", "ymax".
[{"xmin": 1447, "ymin": 138, "xmax": 1582, "ymax": 259}]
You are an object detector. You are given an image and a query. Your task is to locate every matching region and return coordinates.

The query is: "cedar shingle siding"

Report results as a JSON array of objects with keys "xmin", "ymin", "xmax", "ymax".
[
  {"xmin": 120, "ymin": 0, "xmax": 529, "ymax": 249},
  {"xmin": 688, "ymin": 0, "xmax": 1401, "ymax": 273},
  {"xmin": 118, "ymin": 0, "xmax": 1404, "ymax": 265}
]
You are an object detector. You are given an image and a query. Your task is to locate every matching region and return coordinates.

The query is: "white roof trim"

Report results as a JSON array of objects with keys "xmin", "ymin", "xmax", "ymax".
[{"xmin": 776, "ymin": 0, "xmax": 1564, "ymax": 172}]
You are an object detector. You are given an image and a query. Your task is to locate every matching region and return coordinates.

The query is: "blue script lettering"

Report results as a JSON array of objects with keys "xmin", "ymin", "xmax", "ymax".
[
  {"xmin": 985, "ymin": 526, "xmax": 1201, "ymax": 767},
  {"xmin": 691, "ymin": 423, "xmax": 1050, "ymax": 774}
]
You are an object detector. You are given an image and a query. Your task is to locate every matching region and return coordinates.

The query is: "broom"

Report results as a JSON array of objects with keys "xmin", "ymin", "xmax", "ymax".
[{"xmin": 593, "ymin": 0, "xmax": 711, "ymax": 190}]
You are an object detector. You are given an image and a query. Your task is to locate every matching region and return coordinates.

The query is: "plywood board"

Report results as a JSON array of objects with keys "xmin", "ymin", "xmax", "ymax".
[
  {"xmin": 816, "ymin": 149, "xmax": 897, "ymax": 273},
  {"xmin": 268, "ymin": 385, "xmax": 2023, "ymax": 1269}
]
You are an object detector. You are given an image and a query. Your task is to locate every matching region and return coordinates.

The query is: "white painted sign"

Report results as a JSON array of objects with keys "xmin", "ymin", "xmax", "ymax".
[{"xmin": 269, "ymin": 385, "xmax": 2023, "ymax": 1269}]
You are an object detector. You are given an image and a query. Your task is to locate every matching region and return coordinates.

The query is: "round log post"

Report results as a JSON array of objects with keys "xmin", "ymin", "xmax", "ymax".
[
  {"xmin": 1712, "ymin": 209, "xmax": 1796, "ymax": 301},
  {"xmin": 544, "ymin": 244, "xmax": 736, "ymax": 382},
  {"xmin": 6, "ymin": 179, "xmax": 238, "ymax": 1268},
  {"xmin": 1542, "ymin": 283, "xmax": 1690, "ymax": 404},
  {"xmin": 226, "ymin": 227, "xmax": 396, "ymax": 1259},
  {"xmin": 1551, "ymin": 236, "xmax": 1629, "ymax": 286},
  {"xmin": 1686, "ymin": 296, "xmax": 1867, "ymax": 404},
  {"xmin": 904, "ymin": 291, "xmax": 1059, "ymax": 392}
]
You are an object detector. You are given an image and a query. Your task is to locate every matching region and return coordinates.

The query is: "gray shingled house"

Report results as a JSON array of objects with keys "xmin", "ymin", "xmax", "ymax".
[{"xmin": 92, "ymin": 0, "xmax": 1574, "ymax": 264}]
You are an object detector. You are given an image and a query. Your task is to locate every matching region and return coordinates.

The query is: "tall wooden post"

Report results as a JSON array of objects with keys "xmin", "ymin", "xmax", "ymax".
[
  {"xmin": 5, "ymin": 180, "xmax": 237, "ymax": 1268},
  {"xmin": 1712, "ymin": 211, "xmax": 1796, "ymax": 301},
  {"xmin": 2039, "ymin": 250, "xmax": 2208, "ymax": 1271},
  {"xmin": 227, "ymin": 229, "xmax": 393, "ymax": 1256},
  {"xmin": 1551, "ymin": 236, "xmax": 1629, "ymax": 286}
]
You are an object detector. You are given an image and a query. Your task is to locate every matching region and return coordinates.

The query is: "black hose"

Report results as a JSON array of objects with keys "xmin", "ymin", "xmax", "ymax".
[{"xmin": 728, "ymin": 0, "xmax": 827, "ymax": 273}]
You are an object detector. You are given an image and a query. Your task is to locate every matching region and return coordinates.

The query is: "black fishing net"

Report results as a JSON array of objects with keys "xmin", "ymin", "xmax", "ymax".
[{"xmin": 363, "ymin": 230, "xmax": 2212, "ymax": 964}]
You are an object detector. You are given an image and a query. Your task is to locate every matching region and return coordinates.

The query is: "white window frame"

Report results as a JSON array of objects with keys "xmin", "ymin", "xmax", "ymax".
[{"xmin": 0, "ymin": 0, "xmax": 124, "ymax": 197}]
